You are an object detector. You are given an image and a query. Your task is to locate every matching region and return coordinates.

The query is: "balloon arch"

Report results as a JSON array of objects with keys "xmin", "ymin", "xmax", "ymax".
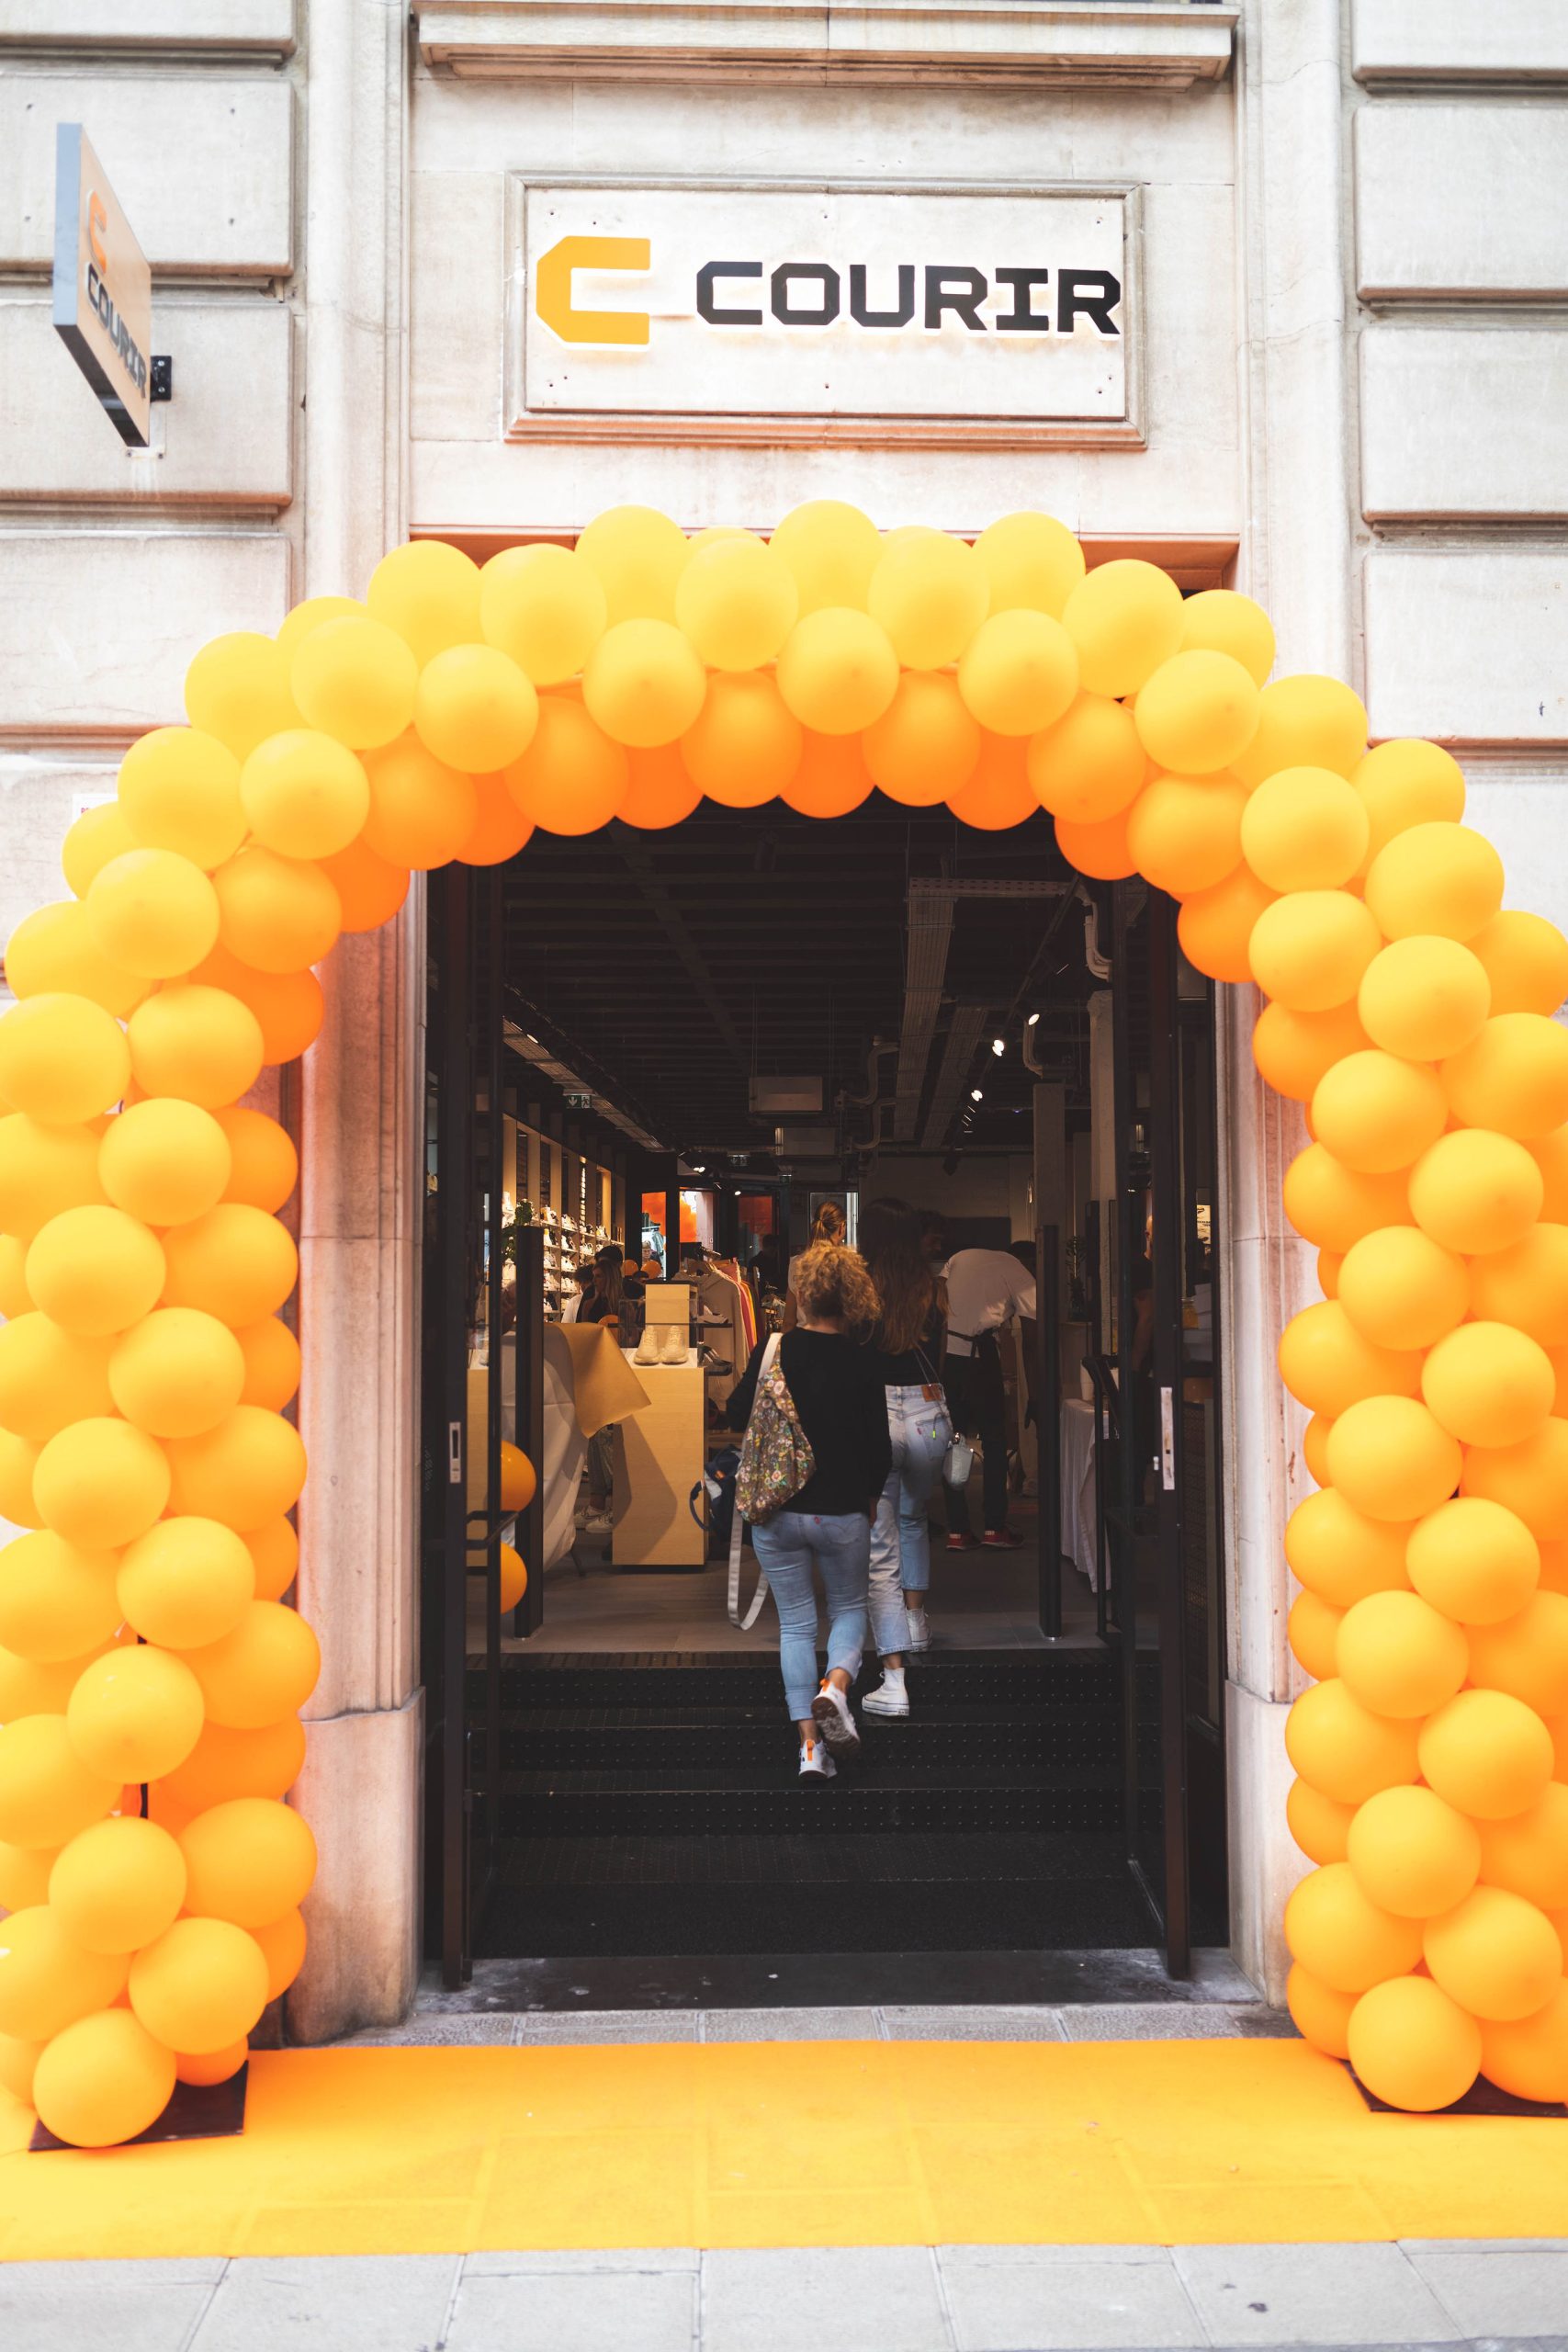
[{"xmin": 1, "ymin": 503, "xmax": 1567, "ymax": 2145}]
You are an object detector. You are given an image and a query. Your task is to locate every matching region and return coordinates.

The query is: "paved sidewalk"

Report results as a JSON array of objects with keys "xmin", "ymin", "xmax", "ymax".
[
  {"xmin": 333, "ymin": 1998, "xmax": 1299, "ymax": 2047},
  {"xmin": 4, "ymin": 2241, "xmax": 1566, "ymax": 2350}
]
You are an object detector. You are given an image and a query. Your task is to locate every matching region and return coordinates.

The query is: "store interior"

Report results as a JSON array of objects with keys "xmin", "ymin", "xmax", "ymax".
[{"xmin": 426, "ymin": 793, "xmax": 1225, "ymax": 1969}]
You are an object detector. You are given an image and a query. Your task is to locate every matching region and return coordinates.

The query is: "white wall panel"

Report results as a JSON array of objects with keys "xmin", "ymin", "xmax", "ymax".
[
  {"xmin": 0, "ymin": 299, "xmax": 293, "ymax": 504},
  {"xmin": 0, "ymin": 756, "xmax": 115, "ymax": 956},
  {"xmin": 1356, "ymin": 104, "xmax": 1568, "ymax": 300},
  {"xmin": 1363, "ymin": 551, "xmax": 1568, "ymax": 746},
  {"xmin": 1353, "ymin": 0, "xmax": 1568, "ymax": 84},
  {"xmin": 1463, "ymin": 775, "xmax": 1568, "ymax": 934},
  {"xmin": 0, "ymin": 533, "xmax": 290, "ymax": 740},
  {"xmin": 0, "ymin": 75, "xmax": 293, "ymax": 275},
  {"xmin": 1360, "ymin": 326, "xmax": 1568, "ymax": 520},
  {"xmin": 0, "ymin": 2, "xmax": 294, "ymax": 49}
]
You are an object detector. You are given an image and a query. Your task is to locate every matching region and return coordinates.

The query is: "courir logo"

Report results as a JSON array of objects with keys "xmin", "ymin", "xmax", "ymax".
[
  {"xmin": 535, "ymin": 232, "xmax": 1121, "ymax": 348},
  {"xmin": 85, "ymin": 183, "xmax": 148, "ymax": 399}
]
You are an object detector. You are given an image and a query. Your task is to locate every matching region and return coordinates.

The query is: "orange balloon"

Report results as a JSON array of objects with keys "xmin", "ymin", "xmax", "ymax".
[
  {"xmin": 1283, "ymin": 1860, "xmax": 1423, "ymax": 1994},
  {"xmin": 1287, "ymin": 1778, "xmax": 1354, "ymax": 1867},
  {"xmin": 1281, "ymin": 1144, "xmax": 1411, "ymax": 1253},
  {"xmin": 617, "ymin": 745, "xmax": 704, "ymax": 829},
  {"xmin": 1285, "ymin": 1677, "xmax": 1420, "ymax": 1806},
  {"xmin": 235, "ymin": 1317, "xmax": 301, "ymax": 1411},
  {"xmin": 1054, "ymin": 808, "xmax": 1134, "ymax": 882},
  {"xmin": 217, "ymin": 1107, "xmax": 298, "ymax": 1214},
  {"xmin": 1470, "ymin": 909, "xmax": 1568, "ymax": 1019},
  {"xmin": 505, "ymin": 695, "xmax": 628, "ymax": 836},
  {"xmin": 192, "ymin": 944, "xmax": 322, "ymax": 1066},
  {"xmin": 316, "ymin": 836, "xmax": 411, "ymax": 933},
  {"xmin": 1124, "ymin": 773, "xmax": 1246, "ymax": 898},
  {"xmin": 1252, "ymin": 999, "xmax": 1371, "ymax": 1104},
  {"xmin": 1285, "ymin": 1487, "xmax": 1411, "ymax": 1608},
  {"xmin": 456, "ymin": 770, "xmax": 535, "ymax": 866},
  {"xmin": 780, "ymin": 733, "xmax": 874, "ymax": 820},
  {"xmin": 1461, "ymin": 1416, "xmax": 1568, "ymax": 1542},
  {"xmin": 1286, "ymin": 1962, "xmax": 1358, "ymax": 2058},
  {"xmin": 361, "ymin": 733, "xmax": 477, "ymax": 871},
  {"xmin": 1177, "ymin": 865, "xmax": 1278, "ymax": 985},
  {"xmin": 948, "ymin": 736, "xmax": 1038, "ymax": 831}
]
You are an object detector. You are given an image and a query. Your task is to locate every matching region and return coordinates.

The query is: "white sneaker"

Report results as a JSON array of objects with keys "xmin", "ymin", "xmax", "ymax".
[
  {"xmin": 632, "ymin": 1329, "xmax": 660, "ymax": 1365},
  {"xmin": 862, "ymin": 1673, "xmax": 909, "ymax": 1718},
  {"xmin": 811, "ymin": 1679, "xmax": 861, "ymax": 1758},
  {"xmin": 905, "ymin": 1606, "xmax": 930, "ymax": 1652},
  {"xmin": 798, "ymin": 1736, "xmax": 836, "ymax": 1780},
  {"xmin": 583, "ymin": 1510, "xmax": 613, "ymax": 1534},
  {"xmin": 660, "ymin": 1327, "xmax": 689, "ymax": 1365}
]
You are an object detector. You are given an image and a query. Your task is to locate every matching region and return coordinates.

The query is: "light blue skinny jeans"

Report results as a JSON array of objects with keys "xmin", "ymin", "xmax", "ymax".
[
  {"xmin": 751, "ymin": 1508, "xmax": 871, "ymax": 1723},
  {"xmin": 869, "ymin": 1384, "xmax": 951, "ymax": 1659}
]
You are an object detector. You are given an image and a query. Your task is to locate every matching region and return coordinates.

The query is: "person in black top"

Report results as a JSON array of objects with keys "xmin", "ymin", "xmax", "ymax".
[
  {"xmin": 727, "ymin": 1238, "xmax": 891, "ymax": 1779},
  {"xmin": 856, "ymin": 1198, "xmax": 949, "ymax": 1715}
]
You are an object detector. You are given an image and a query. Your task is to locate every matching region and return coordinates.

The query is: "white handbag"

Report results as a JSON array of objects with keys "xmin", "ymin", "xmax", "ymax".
[{"xmin": 942, "ymin": 1430, "xmax": 975, "ymax": 1487}]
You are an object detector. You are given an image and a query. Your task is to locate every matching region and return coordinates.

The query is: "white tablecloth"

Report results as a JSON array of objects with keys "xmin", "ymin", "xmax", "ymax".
[{"xmin": 1060, "ymin": 1397, "xmax": 1100, "ymax": 1589}]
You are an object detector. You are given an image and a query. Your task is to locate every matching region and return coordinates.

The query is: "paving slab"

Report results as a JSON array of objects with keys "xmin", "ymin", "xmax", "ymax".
[
  {"xmin": 0, "ymin": 2263, "xmax": 226, "ymax": 2352},
  {"xmin": 188, "ymin": 2254, "xmax": 459, "ymax": 2351},
  {"xmin": 513, "ymin": 2008, "xmax": 701, "ymax": 2043},
  {"xmin": 883, "ymin": 2004, "xmax": 1068, "ymax": 2041},
  {"xmin": 462, "ymin": 2246, "xmax": 700, "ymax": 2274},
  {"xmin": 1404, "ymin": 2245, "xmax": 1568, "ymax": 2338},
  {"xmin": 446, "ymin": 2264, "xmax": 695, "ymax": 2351},
  {"xmin": 704, "ymin": 2005, "xmax": 882, "ymax": 2040},
  {"xmin": 702, "ymin": 2245, "xmax": 950, "ymax": 2352},
  {"xmin": 942, "ymin": 2245, "xmax": 1205, "ymax": 2348},
  {"xmin": 1062, "ymin": 2004, "xmax": 1269, "ymax": 2041},
  {"xmin": 1172, "ymin": 2243, "xmax": 1466, "ymax": 2347}
]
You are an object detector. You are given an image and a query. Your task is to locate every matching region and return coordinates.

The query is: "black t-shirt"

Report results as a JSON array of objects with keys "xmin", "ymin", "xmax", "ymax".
[
  {"xmin": 727, "ymin": 1328, "xmax": 892, "ymax": 1515},
  {"xmin": 869, "ymin": 1304, "xmax": 945, "ymax": 1388}
]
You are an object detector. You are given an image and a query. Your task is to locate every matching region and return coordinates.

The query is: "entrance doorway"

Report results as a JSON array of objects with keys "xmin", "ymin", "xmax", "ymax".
[{"xmin": 420, "ymin": 797, "xmax": 1227, "ymax": 1995}]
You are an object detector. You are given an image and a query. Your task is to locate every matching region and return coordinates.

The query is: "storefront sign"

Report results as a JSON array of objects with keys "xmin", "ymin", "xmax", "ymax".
[
  {"xmin": 52, "ymin": 123, "xmax": 153, "ymax": 448},
  {"xmin": 510, "ymin": 180, "xmax": 1139, "ymax": 448}
]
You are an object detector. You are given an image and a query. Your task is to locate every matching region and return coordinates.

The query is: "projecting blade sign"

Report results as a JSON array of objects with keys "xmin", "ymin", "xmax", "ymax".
[{"xmin": 52, "ymin": 122, "xmax": 155, "ymax": 447}]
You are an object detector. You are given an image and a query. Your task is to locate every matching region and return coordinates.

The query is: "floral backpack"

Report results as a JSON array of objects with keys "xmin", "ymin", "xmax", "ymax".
[{"xmin": 728, "ymin": 1335, "xmax": 816, "ymax": 1627}]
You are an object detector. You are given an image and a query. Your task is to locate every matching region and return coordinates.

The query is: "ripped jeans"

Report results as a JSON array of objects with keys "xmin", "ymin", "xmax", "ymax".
[{"xmin": 868, "ymin": 1384, "xmax": 951, "ymax": 1659}]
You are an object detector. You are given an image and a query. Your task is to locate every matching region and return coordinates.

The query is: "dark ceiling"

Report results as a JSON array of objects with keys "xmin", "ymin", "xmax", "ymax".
[{"xmin": 500, "ymin": 794, "xmax": 1102, "ymax": 1163}]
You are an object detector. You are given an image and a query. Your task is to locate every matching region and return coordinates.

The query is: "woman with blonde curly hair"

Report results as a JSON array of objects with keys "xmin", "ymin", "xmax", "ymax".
[{"xmin": 727, "ymin": 1238, "xmax": 892, "ymax": 1778}]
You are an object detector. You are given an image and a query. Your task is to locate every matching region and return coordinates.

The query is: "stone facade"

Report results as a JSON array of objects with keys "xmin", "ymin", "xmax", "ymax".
[{"xmin": 2, "ymin": 0, "xmax": 1564, "ymax": 2026}]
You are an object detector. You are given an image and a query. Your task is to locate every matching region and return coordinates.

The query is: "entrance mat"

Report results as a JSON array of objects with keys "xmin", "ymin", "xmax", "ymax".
[{"xmin": 5, "ymin": 2038, "xmax": 1567, "ymax": 2261}]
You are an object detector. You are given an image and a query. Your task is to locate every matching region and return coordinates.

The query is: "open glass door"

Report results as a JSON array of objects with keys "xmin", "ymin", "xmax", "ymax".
[{"xmin": 1108, "ymin": 880, "xmax": 1227, "ymax": 1973}]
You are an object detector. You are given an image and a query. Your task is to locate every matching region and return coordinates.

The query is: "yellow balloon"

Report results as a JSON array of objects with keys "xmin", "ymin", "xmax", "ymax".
[
  {"xmin": 1325, "ymin": 1395, "xmax": 1462, "ymax": 1523},
  {"xmin": 679, "ymin": 672, "xmax": 802, "ymax": 807},
  {"xmin": 1284, "ymin": 1487, "xmax": 1412, "ymax": 1608},
  {"xmin": 98, "ymin": 1098, "xmax": 231, "ymax": 1228},
  {"xmin": 1134, "ymin": 650, "xmax": 1260, "ymax": 776},
  {"xmin": 33, "ymin": 1417, "xmax": 170, "ymax": 1550},
  {"xmin": 4, "ymin": 899, "xmax": 148, "ymax": 1020},
  {"xmin": 117, "ymin": 728, "xmax": 246, "ymax": 873},
  {"xmin": 863, "ymin": 673, "xmax": 981, "ymax": 808},
  {"xmin": 479, "ymin": 543, "xmax": 608, "ymax": 684},
  {"xmin": 180, "ymin": 1795, "xmax": 315, "ymax": 1928},
  {"xmin": 1124, "ymin": 774, "xmax": 1247, "ymax": 899},
  {"xmin": 127, "ymin": 983, "xmax": 265, "ymax": 1110},
  {"xmin": 165, "ymin": 1406, "xmax": 306, "ymax": 1532},
  {"xmin": 576, "ymin": 504, "xmax": 690, "ymax": 625},
  {"xmin": 770, "ymin": 500, "xmax": 882, "ymax": 616},
  {"xmin": 1478, "ymin": 1979, "xmax": 1568, "ymax": 2103},
  {"xmin": 118, "ymin": 1515, "xmax": 254, "ymax": 1650},
  {"xmin": 213, "ymin": 846, "xmax": 342, "ymax": 976},
  {"xmin": 1336, "ymin": 1589, "xmax": 1469, "ymax": 1719},
  {"xmin": 499, "ymin": 1440, "xmax": 536, "ymax": 1512},
  {"xmin": 1242, "ymin": 766, "xmax": 1371, "ymax": 893},
  {"xmin": 867, "ymin": 531, "xmax": 988, "ymax": 670},
  {"xmin": 184, "ymin": 632, "xmax": 299, "ymax": 761},
  {"xmin": 50, "ymin": 1815, "xmax": 186, "ymax": 1953},
  {"xmin": 1424, "ymin": 1883, "xmax": 1562, "ymax": 2022},
  {"xmin": 0, "ymin": 1231, "xmax": 33, "ymax": 1317},
  {"xmin": 1277, "ymin": 1299, "xmax": 1420, "ymax": 1418},
  {"xmin": 83, "ymin": 848, "xmax": 220, "ymax": 982},
  {"xmin": 1357, "ymin": 934, "xmax": 1491, "ymax": 1062},
  {"xmin": 1286, "ymin": 1961, "xmax": 1357, "ymax": 2057},
  {"xmin": 1178, "ymin": 588, "xmax": 1276, "ymax": 687},
  {"xmin": 1422, "ymin": 1321, "xmax": 1554, "ymax": 1450},
  {"xmin": 1249, "ymin": 890, "xmax": 1382, "ymax": 1012},
  {"xmin": 1469, "ymin": 909, "xmax": 1568, "ymax": 1019},
  {"xmin": 1419, "ymin": 1689, "xmax": 1554, "ymax": 1820},
  {"xmin": 1478, "ymin": 1781, "xmax": 1568, "ymax": 1911},
  {"xmin": 1352, "ymin": 740, "xmax": 1466, "ymax": 867},
  {"xmin": 1337, "ymin": 1227, "xmax": 1468, "ymax": 1352},
  {"xmin": 161, "ymin": 1203, "xmax": 298, "ymax": 1329},
  {"xmin": 676, "ymin": 536, "xmax": 798, "ymax": 671},
  {"xmin": 366, "ymin": 539, "xmax": 481, "ymax": 664},
  {"xmin": 1284, "ymin": 1678, "xmax": 1420, "ymax": 1805},
  {"xmin": 0, "ymin": 1907, "xmax": 128, "ymax": 2042},
  {"xmin": 162, "ymin": 1712, "xmax": 304, "ymax": 1810},
  {"xmin": 1231, "ymin": 674, "xmax": 1368, "ymax": 787},
  {"xmin": 176, "ymin": 2035, "xmax": 252, "ymax": 2086},
  {"xmin": 1283, "ymin": 1860, "xmax": 1423, "ymax": 1993},
  {"xmin": 67, "ymin": 1644, "xmax": 204, "ymax": 1782},
  {"xmin": 33, "ymin": 2005, "xmax": 176, "ymax": 2148},
  {"xmin": 237, "ymin": 729, "xmax": 372, "ymax": 863},
  {"xmin": 0, "ymin": 994, "xmax": 129, "ymax": 1125},
  {"xmin": 414, "ymin": 642, "xmax": 539, "ymax": 770},
  {"xmin": 499, "ymin": 1543, "xmax": 528, "ymax": 1611},
  {"xmin": 0, "ymin": 1838, "xmax": 55, "ymax": 1907},
  {"xmin": 1281, "ymin": 1142, "xmax": 1412, "ymax": 1252},
  {"xmin": 1061, "ymin": 559, "xmax": 1183, "ymax": 697},
  {"xmin": 1470, "ymin": 1222, "xmax": 1568, "ymax": 1347},
  {"xmin": 0, "ymin": 1313, "xmax": 115, "ymax": 1441},
  {"xmin": 1348, "ymin": 1975, "xmax": 1483, "ymax": 2113},
  {"xmin": 1287, "ymin": 1589, "xmax": 1345, "ymax": 1681},
  {"xmin": 276, "ymin": 594, "xmax": 364, "ymax": 654},
  {"xmin": 1287, "ymin": 1780, "xmax": 1354, "ymax": 1867},
  {"xmin": 0, "ymin": 1531, "xmax": 120, "ymax": 1663},
  {"xmin": 1443, "ymin": 1012, "xmax": 1568, "ymax": 1141},
  {"xmin": 582, "ymin": 620, "xmax": 705, "ymax": 751},
  {"xmin": 1310, "ymin": 1051, "xmax": 1448, "ymax": 1176},
  {"xmin": 1461, "ymin": 1417, "xmax": 1568, "ymax": 1541},
  {"xmin": 972, "ymin": 512, "xmax": 1085, "ymax": 619},
  {"xmin": 1348, "ymin": 1784, "xmax": 1481, "ymax": 1917},
  {"xmin": 1467, "ymin": 1589, "xmax": 1568, "ymax": 1718},
  {"xmin": 1408, "ymin": 1127, "xmax": 1544, "ymax": 1256},
  {"xmin": 776, "ymin": 608, "xmax": 899, "ymax": 736},
  {"xmin": 23, "ymin": 1204, "xmax": 164, "ymax": 1338},
  {"xmin": 235, "ymin": 1316, "xmax": 300, "ymax": 1412},
  {"xmin": 129, "ymin": 1913, "xmax": 270, "ymax": 2055},
  {"xmin": 182, "ymin": 1599, "xmax": 320, "ymax": 1728},
  {"xmin": 0, "ymin": 1713, "xmax": 119, "ymax": 1849},
  {"xmin": 109, "ymin": 1306, "xmax": 247, "ymax": 1439},
  {"xmin": 1365, "ymin": 820, "xmax": 1504, "ymax": 944},
  {"xmin": 955, "ymin": 610, "xmax": 1078, "ymax": 738},
  {"xmin": 1026, "ymin": 693, "xmax": 1146, "ymax": 823},
  {"xmin": 62, "ymin": 802, "xmax": 138, "ymax": 900},
  {"xmin": 288, "ymin": 616, "xmax": 418, "ymax": 752}
]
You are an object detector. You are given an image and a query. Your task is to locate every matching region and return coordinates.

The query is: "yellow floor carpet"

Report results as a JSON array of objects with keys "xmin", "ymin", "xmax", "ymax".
[{"xmin": 3, "ymin": 2039, "xmax": 1566, "ymax": 2260}]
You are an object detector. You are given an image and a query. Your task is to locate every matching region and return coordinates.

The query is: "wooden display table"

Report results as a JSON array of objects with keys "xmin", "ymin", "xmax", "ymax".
[{"xmin": 613, "ymin": 1346, "xmax": 706, "ymax": 1567}]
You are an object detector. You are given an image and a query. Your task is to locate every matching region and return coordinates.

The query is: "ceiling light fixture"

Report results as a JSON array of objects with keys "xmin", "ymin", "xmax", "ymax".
[
  {"xmin": 970, "ymin": 1087, "xmax": 984, "ymax": 1102},
  {"xmin": 1027, "ymin": 1012, "xmax": 1040, "ymax": 1027},
  {"xmin": 991, "ymin": 1037, "xmax": 1005, "ymax": 1057}
]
